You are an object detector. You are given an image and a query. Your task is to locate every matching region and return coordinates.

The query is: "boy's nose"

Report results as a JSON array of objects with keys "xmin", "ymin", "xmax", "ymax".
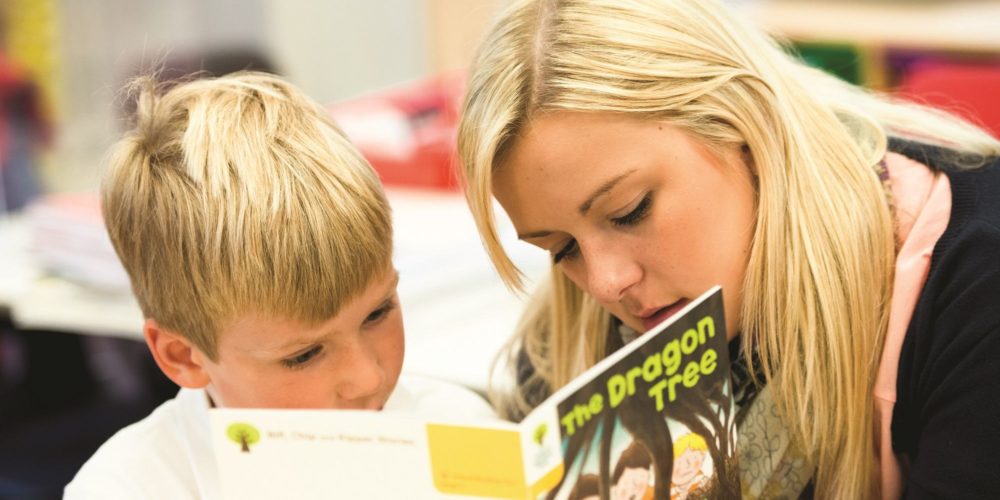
[{"xmin": 335, "ymin": 343, "xmax": 385, "ymax": 407}]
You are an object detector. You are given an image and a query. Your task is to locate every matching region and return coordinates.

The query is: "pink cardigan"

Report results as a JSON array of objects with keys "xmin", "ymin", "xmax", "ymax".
[{"xmin": 874, "ymin": 151, "xmax": 953, "ymax": 499}]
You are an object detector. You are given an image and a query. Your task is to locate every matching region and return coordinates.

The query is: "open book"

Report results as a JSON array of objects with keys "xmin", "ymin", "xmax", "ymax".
[{"xmin": 209, "ymin": 286, "xmax": 738, "ymax": 499}]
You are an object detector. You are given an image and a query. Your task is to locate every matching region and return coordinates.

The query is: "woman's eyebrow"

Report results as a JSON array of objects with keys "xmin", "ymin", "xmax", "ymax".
[
  {"xmin": 518, "ymin": 169, "xmax": 640, "ymax": 240},
  {"xmin": 578, "ymin": 169, "xmax": 638, "ymax": 215},
  {"xmin": 518, "ymin": 230, "xmax": 552, "ymax": 240}
]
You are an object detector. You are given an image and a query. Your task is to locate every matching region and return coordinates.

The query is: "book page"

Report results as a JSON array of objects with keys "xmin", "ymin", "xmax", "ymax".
[{"xmin": 210, "ymin": 409, "xmax": 523, "ymax": 499}]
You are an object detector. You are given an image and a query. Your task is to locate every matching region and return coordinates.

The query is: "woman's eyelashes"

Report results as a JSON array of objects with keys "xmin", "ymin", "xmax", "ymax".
[
  {"xmin": 611, "ymin": 192, "xmax": 653, "ymax": 227},
  {"xmin": 552, "ymin": 193, "xmax": 653, "ymax": 263},
  {"xmin": 553, "ymin": 239, "xmax": 579, "ymax": 263},
  {"xmin": 363, "ymin": 298, "xmax": 397, "ymax": 325},
  {"xmin": 282, "ymin": 345, "xmax": 322, "ymax": 369}
]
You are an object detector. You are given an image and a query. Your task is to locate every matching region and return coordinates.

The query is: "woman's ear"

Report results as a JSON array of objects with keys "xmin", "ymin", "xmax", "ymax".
[{"xmin": 143, "ymin": 319, "xmax": 211, "ymax": 389}]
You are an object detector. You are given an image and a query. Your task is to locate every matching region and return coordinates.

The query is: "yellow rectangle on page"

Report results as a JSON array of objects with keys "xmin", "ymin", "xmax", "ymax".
[
  {"xmin": 529, "ymin": 463, "xmax": 564, "ymax": 498},
  {"xmin": 426, "ymin": 424, "xmax": 526, "ymax": 499}
]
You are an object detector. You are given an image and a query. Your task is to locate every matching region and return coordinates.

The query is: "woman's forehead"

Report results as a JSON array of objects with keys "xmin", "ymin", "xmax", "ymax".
[{"xmin": 494, "ymin": 113, "xmax": 706, "ymax": 194}]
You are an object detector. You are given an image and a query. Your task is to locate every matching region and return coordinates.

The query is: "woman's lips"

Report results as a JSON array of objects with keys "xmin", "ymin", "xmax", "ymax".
[{"xmin": 641, "ymin": 299, "xmax": 691, "ymax": 331}]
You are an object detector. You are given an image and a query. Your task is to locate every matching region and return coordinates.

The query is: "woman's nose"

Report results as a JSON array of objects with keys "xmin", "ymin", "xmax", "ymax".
[{"xmin": 583, "ymin": 248, "xmax": 642, "ymax": 305}]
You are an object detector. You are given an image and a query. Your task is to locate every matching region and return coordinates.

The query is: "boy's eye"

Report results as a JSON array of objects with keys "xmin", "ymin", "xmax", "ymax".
[
  {"xmin": 553, "ymin": 239, "xmax": 579, "ymax": 263},
  {"xmin": 281, "ymin": 345, "xmax": 322, "ymax": 369},
  {"xmin": 611, "ymin": 193, "xmax": 653, "ymax": 227},
  {"xmin": 364, "ymin": 299, "xmax": 396, "ymax": 325}
]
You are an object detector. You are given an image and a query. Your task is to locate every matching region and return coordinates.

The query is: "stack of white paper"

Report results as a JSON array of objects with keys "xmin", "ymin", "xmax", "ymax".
[{"xmin": 24, "ymin": 193, "xmax": 131, "ymax": 293}]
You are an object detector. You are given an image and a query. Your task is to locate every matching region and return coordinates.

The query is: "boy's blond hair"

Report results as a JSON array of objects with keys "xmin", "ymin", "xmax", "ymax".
[
  {"xmin": 673, "ymin": 433, "xmax": 708, "ymax": 458},
  {"xmin": 103, "ymin": 71, "xmax": 392, "ymax": 360}
]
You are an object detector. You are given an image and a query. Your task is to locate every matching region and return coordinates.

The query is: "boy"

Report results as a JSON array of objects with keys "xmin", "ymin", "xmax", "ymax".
[
  {"xmin": 670, "ymin": 433, "xmax": 709, "ymax": 500},
  {"xmin": 64, "ymin": 72, "xmax": 494, "ymax": 498}
]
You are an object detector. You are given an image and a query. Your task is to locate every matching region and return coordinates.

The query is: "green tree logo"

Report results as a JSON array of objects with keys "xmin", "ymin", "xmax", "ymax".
[
  {"xmin": 533, "ymin": 423, "xmax": 547, "ymax": 445},
  {"xmin": 226, "ymin": 422, "xmax": 261, "ymax": 453}
]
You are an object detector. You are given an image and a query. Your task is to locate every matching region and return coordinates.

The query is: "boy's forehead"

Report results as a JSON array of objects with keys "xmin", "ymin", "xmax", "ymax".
[{"xmin": 218, "ymin": 269, "xmax": 399, "ymax": 354}]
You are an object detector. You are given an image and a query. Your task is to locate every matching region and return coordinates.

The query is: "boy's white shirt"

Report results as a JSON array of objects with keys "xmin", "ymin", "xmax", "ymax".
[{"xmin": 63, "ymin": 374, "xmax": 497, "ymax": 500}]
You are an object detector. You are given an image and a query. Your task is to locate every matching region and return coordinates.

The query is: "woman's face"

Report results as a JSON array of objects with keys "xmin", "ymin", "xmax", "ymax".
[{"xmin": 493, "ymin": 112, "xmax": 755, "ymax": 339}]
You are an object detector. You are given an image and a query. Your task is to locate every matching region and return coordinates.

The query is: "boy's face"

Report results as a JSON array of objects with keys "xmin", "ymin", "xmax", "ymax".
[
  {"xmin": 197, "ymin": 270, "xmax": 404, "ymax": 409},
  {"xmin": 672, "ymin": 448, "xmax": 706, "ymax": 486}
]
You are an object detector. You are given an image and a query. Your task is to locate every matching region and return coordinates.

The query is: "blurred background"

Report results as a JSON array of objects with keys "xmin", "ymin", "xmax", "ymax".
[{"xmin": 1, "ymin": 0, "xmax": 998, "ymax": 498}]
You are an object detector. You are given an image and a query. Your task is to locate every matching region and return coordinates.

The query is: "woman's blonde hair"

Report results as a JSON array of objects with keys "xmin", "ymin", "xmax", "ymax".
[
  {"xmin": 103, "ymin": 71, "xmax": 392, "ymax": 359},
  {"xmin": 457, "ymin": 0, "xmax": 1000, "ymax": 498}
]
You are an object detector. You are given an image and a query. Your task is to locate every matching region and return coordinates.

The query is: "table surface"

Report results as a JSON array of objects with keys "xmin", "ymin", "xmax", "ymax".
[{"xmin": 0, "ymin": 188, "xmax": 550, "ymax": 394}]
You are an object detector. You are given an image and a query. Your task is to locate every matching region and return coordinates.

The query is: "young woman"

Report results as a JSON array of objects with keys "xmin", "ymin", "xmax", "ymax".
[{"xmin": 456, "ymin": 0, "xmax": 1000, "ymax": 498}]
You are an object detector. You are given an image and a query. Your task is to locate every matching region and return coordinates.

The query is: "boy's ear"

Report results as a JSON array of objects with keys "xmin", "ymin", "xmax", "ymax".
[{"xmin": 143, "ymin": 319, "xmax": 212, "ymax": 389}]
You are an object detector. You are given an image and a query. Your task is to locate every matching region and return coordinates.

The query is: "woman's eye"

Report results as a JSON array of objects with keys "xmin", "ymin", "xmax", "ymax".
[
  {"xmin": 364, "ymin": 300, "xmax": 396, "ymax": 325},
  {"xmin": 553, "ymin": 239, "xmax": 579, "ymax": 263},
  {"xmin": 281, "ymin": 346, "xmax": 322, "ymax": 369},
  {"xmin": 611, "ymin": 193, "xmax": 653, "ymax": 227}
]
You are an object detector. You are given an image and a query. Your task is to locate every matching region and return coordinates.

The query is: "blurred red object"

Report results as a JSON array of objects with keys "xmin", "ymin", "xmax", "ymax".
[
  {"xmin": 897, "ymin": 60, "xmax": 1000, "ymax": 139},
  {"xmin": 328, "ymin": 72, "xmax": 467, "ymax": 191}
]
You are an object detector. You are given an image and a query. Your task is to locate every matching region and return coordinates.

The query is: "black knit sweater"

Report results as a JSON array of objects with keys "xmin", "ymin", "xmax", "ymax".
[{"xmin": 890, "ymin": 140, "xmax": 1000, "ymax": 499}]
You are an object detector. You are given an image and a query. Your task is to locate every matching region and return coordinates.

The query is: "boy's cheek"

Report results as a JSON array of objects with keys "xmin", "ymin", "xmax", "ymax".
[
  {"xmin": 373, "ymin": 316, "xmax": 406, "ymax": 394},
  {"xmin": 383, "ymin": 317, "xmax": 406, "ymax": 374}
]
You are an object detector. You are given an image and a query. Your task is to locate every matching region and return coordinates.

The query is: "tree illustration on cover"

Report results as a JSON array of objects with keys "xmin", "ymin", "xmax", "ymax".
[
  {"xmin": 226, "ymin": 422, "xmax": 261, "ymax": 453},
  {"xmin": 534, "ymin": 423, "xmax": 548, "ymax": 445}
]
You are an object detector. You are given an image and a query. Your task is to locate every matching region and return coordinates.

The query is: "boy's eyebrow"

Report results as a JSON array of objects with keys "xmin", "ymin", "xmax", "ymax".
[
  {"xmin": 270, "ymin": 270, "xmax": 401, "ymax": 353},
  {"xmin": 382, "ymin": 270, "xmax": 400, "ymax": 299},
  {"xmin": 273, "ymin": 334, "xmax": 325, "ymax": 353}
]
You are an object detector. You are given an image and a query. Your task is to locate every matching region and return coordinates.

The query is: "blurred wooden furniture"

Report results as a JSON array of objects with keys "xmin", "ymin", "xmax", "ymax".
[{"xmin": 740, "ymin": 1, "xmax": 1000, "ymax": 91}]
